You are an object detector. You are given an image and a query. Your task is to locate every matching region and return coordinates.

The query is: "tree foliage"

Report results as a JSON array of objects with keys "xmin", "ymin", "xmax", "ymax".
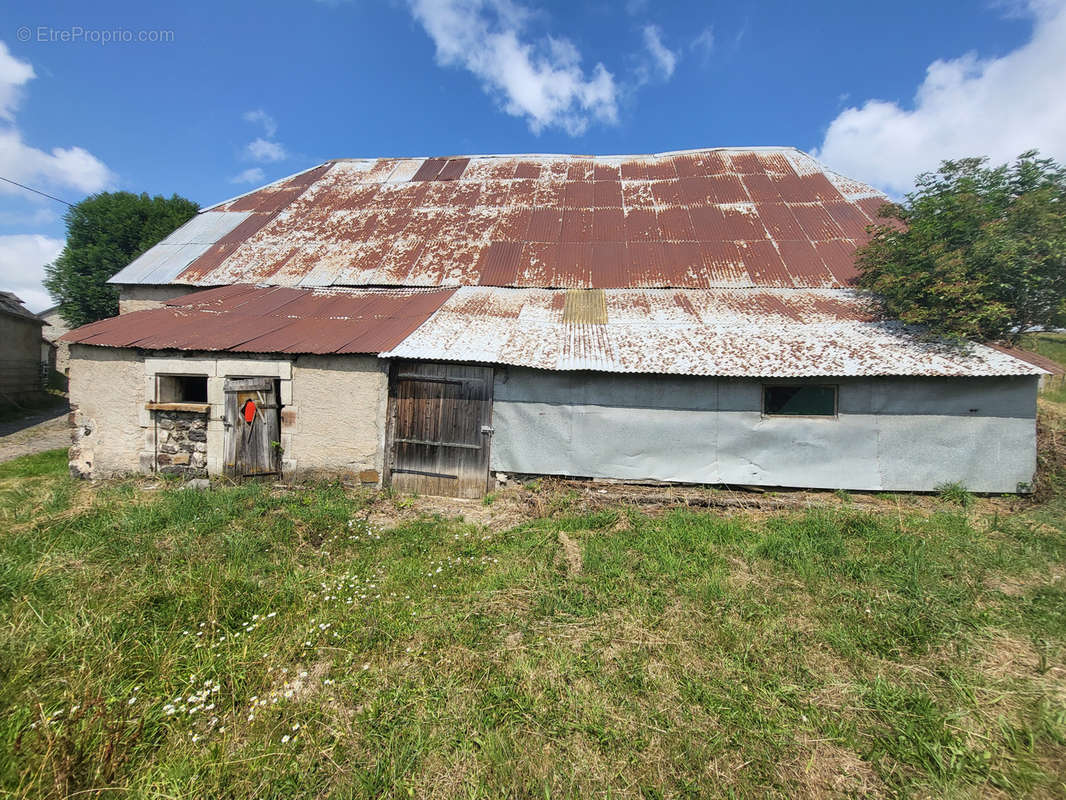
[
  {"xmin": 856, "ymin": 151, "xmax": 1066, "ymax": 344},
  {"xmin": 44, "ymin": 192, "xmax": 199, "ymax": 327}
]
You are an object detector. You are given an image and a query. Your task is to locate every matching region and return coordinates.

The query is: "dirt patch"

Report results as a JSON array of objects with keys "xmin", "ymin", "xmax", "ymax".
[
  {"xmin": 1035, "ymin": 404, "xmax": 1066, "ymax": 500},
  {"xmin": 557, "ymin": 531, "xmax": 582, "ymax": 575},
  {"xmin": 362, "ymin": 490, "xmax": 527, "ymax": 533},
  {"xmin": 781, "ymin": 734, "xmax": 887, "ymax": 799},
  {"xmin": 985, "ymin": 565, "xmax": 1066, "ymax": 597}
]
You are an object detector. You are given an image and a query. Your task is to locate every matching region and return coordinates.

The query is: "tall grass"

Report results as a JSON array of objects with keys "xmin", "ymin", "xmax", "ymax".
[{"xmin": 0, "ymin": 450, "xmax": 1063, "ymax": 798}]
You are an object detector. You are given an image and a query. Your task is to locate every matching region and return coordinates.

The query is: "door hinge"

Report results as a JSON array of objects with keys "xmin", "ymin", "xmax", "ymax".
[{"xmin": 481, "ymin": 425, "xmax": 494, "ymax": 436}]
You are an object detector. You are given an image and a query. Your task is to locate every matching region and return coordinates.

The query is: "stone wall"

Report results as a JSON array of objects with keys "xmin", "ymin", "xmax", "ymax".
[
  {"xmin": 117, "ymin": 284, "xmax": 201, "ymax": 314},
  {"xmin": 69, "ymin": 345, "xmax": 390, "ymax": 482},
  {"xmin": 152, "ymin": 410, "xmax": 208, "ymax": 477},
  {"xmin": 69, "ymin": 345, "xmax": 146, "ymax": 478},
  {"xmin": 288, "ymin": 354, "xmax": 388, "ymax": 479},
  {"xmin": 0, "ymin": 313, "xmax": 45, "ymax": 400}
]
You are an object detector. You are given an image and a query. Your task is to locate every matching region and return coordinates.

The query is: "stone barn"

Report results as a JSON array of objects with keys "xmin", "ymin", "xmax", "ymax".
[{"xmin": 62, "ymin": 147, "xmax": 1046, "ymax": 493}]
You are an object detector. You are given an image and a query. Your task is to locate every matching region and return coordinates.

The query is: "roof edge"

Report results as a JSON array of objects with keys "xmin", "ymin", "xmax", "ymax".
[{"xmin": 202, "ymin": 161, "xmax": 333, "ymax": 212}]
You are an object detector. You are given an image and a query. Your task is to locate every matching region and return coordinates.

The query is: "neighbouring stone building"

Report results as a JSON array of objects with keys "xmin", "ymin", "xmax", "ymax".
[
  {"xmin": 0, "ymin": 291, "xmax": 46, "ymax": 402},
  {"xmin": 38, "ymin": 305, "xmax": 72, "ymax": 382}
]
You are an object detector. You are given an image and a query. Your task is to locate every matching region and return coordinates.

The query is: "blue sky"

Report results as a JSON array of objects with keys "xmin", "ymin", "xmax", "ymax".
[{"xmin": 1, "ymin": 0, "xmax": 1064, "ymax": 310}]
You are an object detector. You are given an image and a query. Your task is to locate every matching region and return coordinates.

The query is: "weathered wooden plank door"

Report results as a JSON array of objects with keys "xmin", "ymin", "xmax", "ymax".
[
  {"xmin": 386, "ymin": 361, "xmax": 494, "ymax": 498},
  {"xmin": 223, "ymin": 378, "xmax": 281, "ymax": 479}
]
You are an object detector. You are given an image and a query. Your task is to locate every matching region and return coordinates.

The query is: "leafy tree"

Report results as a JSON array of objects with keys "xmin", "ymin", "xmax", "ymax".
[
  {"xmin": 856, "ymin": 151, "xmax": 1066, "ymax": 344},
  {"xmin": 44, "ymin": 192, "xmax": 199, "ymax": 327}
]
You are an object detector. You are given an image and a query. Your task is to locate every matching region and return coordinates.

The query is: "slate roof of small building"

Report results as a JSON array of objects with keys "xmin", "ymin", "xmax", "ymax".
[
  {"xmin": 108, "ymin": 147, "xmax": 888, "ymax": 291},
  {"xmin": 0, "ymin": 292, "xmax": 44, "ymax": 324}
]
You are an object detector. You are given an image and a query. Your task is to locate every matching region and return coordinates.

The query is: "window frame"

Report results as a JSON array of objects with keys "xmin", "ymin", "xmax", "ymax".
[
  {"xmin": 155, "ymin": 373, "xmax": 209, "ymax": 404},
  {"xmin": 761, "ymin": 383, "xmax": 839, "ymax": 419}
]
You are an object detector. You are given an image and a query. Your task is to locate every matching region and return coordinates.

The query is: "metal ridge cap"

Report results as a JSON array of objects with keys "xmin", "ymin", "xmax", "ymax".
[{"xmin": 327, "ymin": 146, "xmax": 808, "ymax": 163}]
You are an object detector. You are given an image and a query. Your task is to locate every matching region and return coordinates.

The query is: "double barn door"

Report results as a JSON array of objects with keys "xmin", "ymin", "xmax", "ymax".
[{"xmin": 386, "ymin": 362, "xmax": 494, "ymax": 498}]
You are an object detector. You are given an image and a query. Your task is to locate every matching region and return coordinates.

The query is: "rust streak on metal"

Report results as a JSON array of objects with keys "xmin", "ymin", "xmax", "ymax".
[{"xmin": 62, "ymin": 285, "xmax": 456, "ymax": 355}]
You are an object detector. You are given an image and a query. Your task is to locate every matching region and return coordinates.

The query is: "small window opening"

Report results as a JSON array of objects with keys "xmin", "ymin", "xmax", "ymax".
[
  {"xmin": 157, "ymin": 375, "xmax": 208, "ymax": 403},
  {"xmin": 763, "ymin": 384, "xmax": 837, "ymax": 417}
]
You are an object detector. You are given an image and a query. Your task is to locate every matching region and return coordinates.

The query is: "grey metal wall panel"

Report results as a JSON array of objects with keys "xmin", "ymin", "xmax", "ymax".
[
  {"xmin": 490, "ymin": 368, "xmax": 1040, "ymax": 492},
  {"xmin": 854, "ymin": 376, "xmax": 1036, "ymax": 418},
  {"xmin": 717, "ymin": 413, "xmax": 882, "ymax": 489},
  {"xmin": 490, "ymin": 400, "xmax": 721, "ymax": 482},
  {"xmin": 877, "ymin": 415, "xmax": 1036, "ymax": 492}
]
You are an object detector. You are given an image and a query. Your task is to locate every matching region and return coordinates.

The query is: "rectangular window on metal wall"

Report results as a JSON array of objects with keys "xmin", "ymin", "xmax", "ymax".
[{"xmin": 763, "ymin": 385, "xmax": 837, "ymax": 417}]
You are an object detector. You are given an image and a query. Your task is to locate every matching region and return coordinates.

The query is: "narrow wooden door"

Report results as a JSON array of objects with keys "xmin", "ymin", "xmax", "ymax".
[
  {"xmin": 386, "ymin": 362, "xmax": 494, "ymax": 498},
  {"xmin": 223, "ymin": 377, "xmax": 281, "ymax": 478}
]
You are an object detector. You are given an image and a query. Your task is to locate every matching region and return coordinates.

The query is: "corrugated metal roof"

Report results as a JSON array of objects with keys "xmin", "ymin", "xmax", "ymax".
[
  {"xmin": 62, "ymin": 285, "xmax": 456, "ymax": 355},
  {"xmin": 987, "ymin": 344, "xmax": 1065, "ymax": 375},
  {"xmin": 381, "ymin": 287, "xmax": 1045, "ymax": 378},
  {"xmin": 109, "ymin": 211, "xmax": 253, "ymax": 285},
  {"xmin": 109, "ymin": 148, "xmax": 889, "ymax": 290}
]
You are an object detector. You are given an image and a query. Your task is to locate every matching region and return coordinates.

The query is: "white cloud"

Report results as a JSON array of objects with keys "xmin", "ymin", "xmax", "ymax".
[
  {"xmin": 0, "ymin": 43, "xmax": 112, "ymax": 314},
  {"xmin": 245, "ymin": 137, "xmax": 287, "ymax": 163},
  {"xmin": 242, "ymin": 109, "xmax": 277, "ymax": 138},
  {"xmin": 240, "ymin": 110, "xmax": 287, "ymax": 163},
  {"xmin": 0, "ymin": 44, "xmax": 113, "ymax": 196},
  {"xmin": 642, "ymin": 25, "xmax": 677, "ymax": 79},
  {"xmin": 691, "ymin": 26, "xmax": 714, "ymax": 63},
  {"xmin": 815, "ymin": 0, "xmax": 1066, "ymax": 194},
  {"xmin": 0, "ymin": 233, "xmax": 64, "ymax": 312},
  {"xmin": 0, "ymin": 41, "xmax": 34, "ymax": 122},
  {"xmin": 0, "ymin": 129, "xmax": 114, "ymax": 195},
  {"xmin": 406, "ymin": 0, "xmax": 619, "ymax": 135},
  {"xmin": 230, "ymin": 167, "xmax": 265, "ymax": 184}
]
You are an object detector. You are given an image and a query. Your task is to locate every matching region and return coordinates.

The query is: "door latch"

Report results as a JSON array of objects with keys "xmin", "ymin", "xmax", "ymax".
[{"xmin": 481, "ymin": 425, "xmax": 495, "ymax": 436}]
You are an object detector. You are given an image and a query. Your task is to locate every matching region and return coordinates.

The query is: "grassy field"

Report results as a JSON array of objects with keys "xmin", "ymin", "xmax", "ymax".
[{"xmin": 0, "ymin": 452, "xmax": 1064, "ymax": 798}]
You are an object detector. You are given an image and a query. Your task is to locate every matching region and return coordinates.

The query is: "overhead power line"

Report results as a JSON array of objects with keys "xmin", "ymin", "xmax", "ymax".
[{"xmin": 0, "ymin": 175, "xmax": 74, "ymax": 207}]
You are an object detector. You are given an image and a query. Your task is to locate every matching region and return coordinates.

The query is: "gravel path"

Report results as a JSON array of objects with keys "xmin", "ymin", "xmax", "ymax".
[{"xmin": 0, "ymin": 405, "xmax": 71, "ymax": 464}]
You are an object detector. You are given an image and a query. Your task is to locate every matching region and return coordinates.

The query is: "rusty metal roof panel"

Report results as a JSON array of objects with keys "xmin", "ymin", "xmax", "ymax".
[
  {"xmin": 114, "ymin": 148, "xmax": 892, "ymax": 291},
  {"xmin": 381, "ymin": 286, "xmax": 1045, "ymax": 378},
  {"xmin": 62, "ymin": 285, "xmax": 456, "ymax": 355},
  {"xmin": 108, "ymin": 211, "xmax": 253, "ymax": 285}
]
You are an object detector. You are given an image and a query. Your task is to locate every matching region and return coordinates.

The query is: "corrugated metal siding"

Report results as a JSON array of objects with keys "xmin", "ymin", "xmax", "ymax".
[{"xmin": 382, "ymin": 287, "xmax": 1045, "ymax": 378}]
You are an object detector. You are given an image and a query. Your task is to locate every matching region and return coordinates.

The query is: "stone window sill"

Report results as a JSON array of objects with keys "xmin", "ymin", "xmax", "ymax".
[{"xmin": 146, "ymin": 402, "xmax": 210, "ymax": 413}]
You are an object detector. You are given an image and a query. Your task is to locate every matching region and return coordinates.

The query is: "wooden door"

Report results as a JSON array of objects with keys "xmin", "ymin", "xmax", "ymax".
[
  {"xmin": 386, "ymin": 362, "xmax": 494, "ymax": 498},
  {"xmin": 223, "ymin": 377, "xmax": 281, "ymax": 479}
]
